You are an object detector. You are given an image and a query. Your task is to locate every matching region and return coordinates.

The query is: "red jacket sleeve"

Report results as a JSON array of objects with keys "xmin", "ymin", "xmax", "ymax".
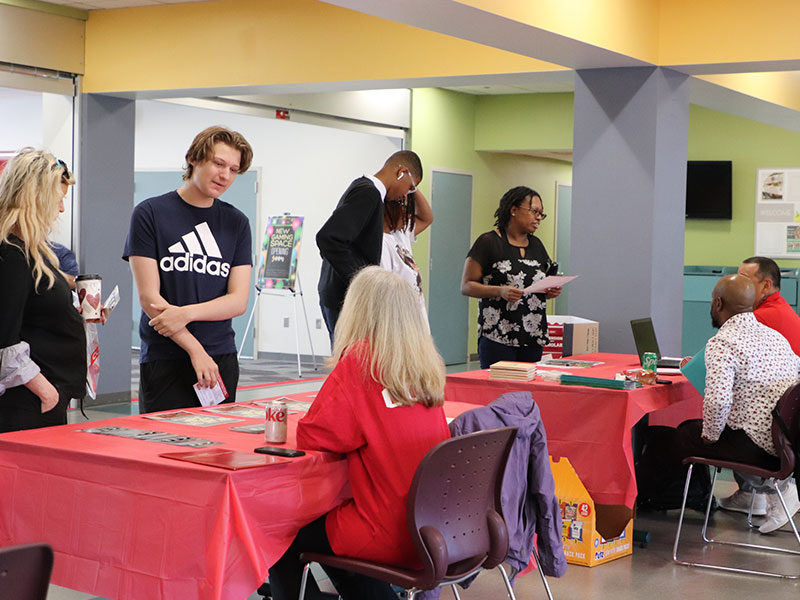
[{"xmin": 296, "ymin": 358, "xmax": 366, "ymax": 453}]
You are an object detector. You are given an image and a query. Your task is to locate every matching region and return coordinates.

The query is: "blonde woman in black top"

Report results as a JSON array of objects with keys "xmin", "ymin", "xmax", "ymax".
[
  {"xmin": 0, "ymin": 149, "xmax": 85, "ymax": 432},
  {"xmin": 461, "ymin": 186, "xmax": 561, "ymax": 368}
]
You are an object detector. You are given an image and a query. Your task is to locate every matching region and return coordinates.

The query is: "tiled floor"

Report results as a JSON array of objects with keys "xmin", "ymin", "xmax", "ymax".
[{"xmin": 48, "ymin": 354, "xmax": 800, "ymax": 599}]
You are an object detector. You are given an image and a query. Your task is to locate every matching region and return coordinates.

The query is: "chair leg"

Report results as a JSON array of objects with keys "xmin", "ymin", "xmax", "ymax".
[
  {"xmin": 699, "ymin": 467, "xmax": 719, "ymax": 543},
  {"xmin": 528, "ymin": 548, "xmax": 554, "ymax": 600},
  {"xmin": 450, "ymin": 583, "xmax": 462, "ymax": 599},
  {"xmin": 674, "ymin": 464, "xmax": 800, "ymax": 578},
  {"xmin": 298, "ymin": 562, "xmax": 312, "ymax": 600},
  {"xmin": 496, "ymin": 564, "xmax": 519, "ymax": 600},
  {"xmin": 672, "ymin": 463, "xmax": 694, "ymax": 562}
]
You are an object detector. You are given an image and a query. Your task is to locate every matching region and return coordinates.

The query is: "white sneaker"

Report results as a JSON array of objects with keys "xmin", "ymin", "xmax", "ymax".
[
  {"xmin": 759, "ymin": 482, "xmax": 800, "ymax": 534},
  {"xmin": 718, "ymin": 489, "xmax": 768, "ymax": 516}
]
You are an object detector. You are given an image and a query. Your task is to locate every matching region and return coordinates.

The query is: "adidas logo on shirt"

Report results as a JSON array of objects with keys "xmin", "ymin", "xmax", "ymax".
[{"xmin": 159, "ymin": 222, "xmax": 231, "ymax": 277}]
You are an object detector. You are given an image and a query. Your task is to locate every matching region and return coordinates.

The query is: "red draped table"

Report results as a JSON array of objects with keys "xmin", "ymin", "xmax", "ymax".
[
  {"xmin": 445, "ymin": 353, "xmax": 702, "ymax": 512},
  {"xmin": 0, "ymin": 391, "xmax": 349, "ymax": 600}
]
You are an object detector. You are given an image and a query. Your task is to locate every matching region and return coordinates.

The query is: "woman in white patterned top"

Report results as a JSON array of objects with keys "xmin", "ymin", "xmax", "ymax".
[{"xmin": 379, "ymin": 187, "xmax": 433, "ymax": 329}]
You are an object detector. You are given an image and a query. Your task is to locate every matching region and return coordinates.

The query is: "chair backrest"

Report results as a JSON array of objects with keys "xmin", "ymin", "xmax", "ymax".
[
  {"xmin": 772, "ymin": 381, "xmax": 800, "ymax": 480},
  {"xmin": 0, "ymin": 542, "xmax": 54, "ymax": 600},
  {"xmin": 406, "ymin": 427, "xmax": 517, "ymax": 588}
]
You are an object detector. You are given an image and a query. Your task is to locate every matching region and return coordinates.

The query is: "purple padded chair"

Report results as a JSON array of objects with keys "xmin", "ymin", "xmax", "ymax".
[
  {"xmin": 672, "ymin": 381, "xmax": 800, "ymax": 578},
  {"xmin": 0, "ymin": 542, "xmax": 54, "ymax": 600},
  {"xmin": 299, "ymin": 427, "xmax": 519, "ymax": 599}
]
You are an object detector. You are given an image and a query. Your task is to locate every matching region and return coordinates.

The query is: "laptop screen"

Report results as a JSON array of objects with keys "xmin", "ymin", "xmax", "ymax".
[{"xmin": 630, "ymin": 318, "xmax": 662, "ymax": 361}]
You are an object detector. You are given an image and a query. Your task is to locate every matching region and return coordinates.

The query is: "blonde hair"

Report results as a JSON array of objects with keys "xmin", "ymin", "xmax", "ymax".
[
  {"xmin": 331, "ymin": 266, "xmax": 445, "ymax": 407},
  {"xmin": 0, "ymin": 148, "xmax": 73, "ymax": 290}
]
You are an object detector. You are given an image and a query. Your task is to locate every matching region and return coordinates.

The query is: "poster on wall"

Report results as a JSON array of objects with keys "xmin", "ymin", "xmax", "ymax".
[
  {"xmin": 754, "ymin": 168, "xmax": 800, "ymax": 258},
  {"xmin": 256, "ymin": 215, "xmax": 304, "ymax": 290}
]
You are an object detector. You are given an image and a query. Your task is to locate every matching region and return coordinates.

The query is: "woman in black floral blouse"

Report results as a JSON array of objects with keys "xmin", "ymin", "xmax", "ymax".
[{"xmin": 461, "ymin": 186, "xmax": 561, "ymax": 368}]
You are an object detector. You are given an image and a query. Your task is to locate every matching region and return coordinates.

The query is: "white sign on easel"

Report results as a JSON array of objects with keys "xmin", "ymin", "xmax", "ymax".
[{"xmin": 239, "ymin": 214, "xmax": 317, "ymax": 377}]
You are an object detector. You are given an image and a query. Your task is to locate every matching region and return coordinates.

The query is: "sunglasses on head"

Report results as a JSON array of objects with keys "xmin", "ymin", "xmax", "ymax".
[{"xmin": 51, "ymin": 158, "xmax": 71, "ymax": 182}]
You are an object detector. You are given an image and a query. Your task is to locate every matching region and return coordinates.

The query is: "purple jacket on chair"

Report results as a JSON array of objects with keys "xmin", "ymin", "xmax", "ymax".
[{"xmin": 450, "ymin": 391, "xmax": 567, "ymax": 578}]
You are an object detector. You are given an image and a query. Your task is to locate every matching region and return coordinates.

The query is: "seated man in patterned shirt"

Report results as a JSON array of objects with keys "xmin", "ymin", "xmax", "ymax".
[
  {"xmin": 675, "ymin": 274, "xmax": 800, "ymax": 533},
  {"xmin": 717, "ymin": 256, "xmax": 800, "ymax": 515}
]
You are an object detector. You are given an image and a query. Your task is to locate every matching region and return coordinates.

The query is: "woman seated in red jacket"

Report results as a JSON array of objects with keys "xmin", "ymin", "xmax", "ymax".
[{"xmin": 267, "ymin": 266, "xmax": 450, "ymax": 600}]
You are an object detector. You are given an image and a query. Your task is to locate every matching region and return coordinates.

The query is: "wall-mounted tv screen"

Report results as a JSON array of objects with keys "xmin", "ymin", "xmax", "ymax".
[{"xmin": 685, "ymin": 160, "xmax": 732, "ymax": 219}]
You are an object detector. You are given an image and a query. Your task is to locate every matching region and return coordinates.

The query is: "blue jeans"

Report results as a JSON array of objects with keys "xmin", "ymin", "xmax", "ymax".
[{"xmin": 477, "ymin": 336, "xmax": 543, "ymax": 369}]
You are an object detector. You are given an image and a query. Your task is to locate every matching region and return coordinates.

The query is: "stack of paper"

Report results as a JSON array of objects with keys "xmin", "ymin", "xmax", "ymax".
[{"xmin": 489, "ymin": 361, "xmax": 537, "ymax": 381}]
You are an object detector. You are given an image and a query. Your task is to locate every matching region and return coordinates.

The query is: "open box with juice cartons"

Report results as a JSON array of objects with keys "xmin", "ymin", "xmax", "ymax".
[{"xmin": 550, "ymin": 456, "xmax": 633, "ymax": 567}]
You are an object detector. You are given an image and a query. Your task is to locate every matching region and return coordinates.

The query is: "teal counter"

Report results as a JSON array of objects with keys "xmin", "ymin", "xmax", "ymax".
[{"xmin": 682, "ymin": 265, "xmax": 800, "ymax": 355}]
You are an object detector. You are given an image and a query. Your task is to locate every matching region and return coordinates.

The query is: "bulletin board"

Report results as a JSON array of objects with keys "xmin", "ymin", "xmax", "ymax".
[{"xmin": 754, "ymin": 169, "xmax": 800, "ymax": 258}]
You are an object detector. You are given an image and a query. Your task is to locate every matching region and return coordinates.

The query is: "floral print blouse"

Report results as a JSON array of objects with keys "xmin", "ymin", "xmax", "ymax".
[
  {"xmin": 703, "ymin": 312, "xmax": 800, "ymax": 456},
  {"xmin": 467, "ymin": 230, "xmax": 554, "ymax": 348}
]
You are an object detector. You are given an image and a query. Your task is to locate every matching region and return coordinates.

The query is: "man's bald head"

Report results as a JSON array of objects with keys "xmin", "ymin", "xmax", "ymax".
[{"xmin": 710, "ymin": 274, "xmax": 756, "ymax": 328}]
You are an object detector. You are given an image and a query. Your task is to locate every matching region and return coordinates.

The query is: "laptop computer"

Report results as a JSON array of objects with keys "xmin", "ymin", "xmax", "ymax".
[{"xmin": 630, "ymin": 318, "xmax": 683, "ymax": 369}]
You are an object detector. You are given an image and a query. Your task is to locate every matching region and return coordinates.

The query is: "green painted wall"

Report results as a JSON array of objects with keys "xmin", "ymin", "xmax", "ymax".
[
  {"xmin": 474, "ymin": 92, "xmax": 574, "ymax": 152},
  {"xmin": 412, "ymin": 91, "xmax": 800, "ymax": 359},
  {"xmin": 411, "ymin": 88, "xmax": 572, "ymax": 355},
  {"xmin": 685, "ymin": 104, "xmax": 800, "ymax": 269}
]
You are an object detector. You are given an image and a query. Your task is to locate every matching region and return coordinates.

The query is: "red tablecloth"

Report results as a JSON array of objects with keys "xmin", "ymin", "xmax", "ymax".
[
  {"xmin": 0, "ymin": 392, "xmax": 349, "ymax": 600},
  {"xmin": 444, "ymin": 353, "xmax": 702, "ymax": 509}
]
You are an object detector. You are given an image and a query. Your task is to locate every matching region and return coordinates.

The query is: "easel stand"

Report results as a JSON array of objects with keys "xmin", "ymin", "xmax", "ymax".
[{"xmin": 238, "ymin": 275, "xmax": 318, "ymax": 378}]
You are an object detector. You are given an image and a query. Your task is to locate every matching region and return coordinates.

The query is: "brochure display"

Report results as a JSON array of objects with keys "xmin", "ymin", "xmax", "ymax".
[
  {"xmin": 240, "ymin": 214, "xmax": 317, "ymax": 377},
  {"xmin": 754, "ymin": 168, "xmax": 800, "ymax": 258}
]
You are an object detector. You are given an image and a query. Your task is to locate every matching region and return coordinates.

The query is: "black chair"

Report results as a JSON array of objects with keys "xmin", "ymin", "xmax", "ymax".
[
  {"xmin": 0, "ymin": 542, "xmax": 54, "ymax": 600},
  {"xmin": 299, "ymin": 427, "xmax": 530, "ymax": 600},
  {"xmin": 672, "ymin": 382, "xmax": 800, "ymax": 578}
]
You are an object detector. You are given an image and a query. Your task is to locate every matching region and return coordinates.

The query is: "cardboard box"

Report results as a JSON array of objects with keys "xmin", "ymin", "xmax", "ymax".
[
  {"xmin": 550, "ymin": 456, "xmax": 633, "ymax": 567},
  {"xmin": 544, "ymin": 316, "xmax": 599, "ymax": 358}
]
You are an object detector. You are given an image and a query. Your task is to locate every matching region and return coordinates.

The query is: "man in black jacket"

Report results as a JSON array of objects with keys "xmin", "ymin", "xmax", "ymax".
[{"xmin": 317, "ymin": 150, "xmax": 423, "ymax": 341}]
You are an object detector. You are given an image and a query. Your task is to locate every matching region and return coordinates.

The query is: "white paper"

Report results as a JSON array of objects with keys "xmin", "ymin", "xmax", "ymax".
[
  {"xmin": 103, "ymin": 285, "xmax": 120, "ymax": 317},
  {"xmin": 523, "ymin": 275, "xmax": 578, "ymax": 295},
  {"xmin": 194, "ymin": 382, "xmax": 227, "ymax": 407}
]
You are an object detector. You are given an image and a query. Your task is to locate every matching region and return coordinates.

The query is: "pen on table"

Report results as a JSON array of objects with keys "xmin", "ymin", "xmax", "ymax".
[{"xmin": 655, "ymin": 379, "xmax": 672, "ymax": 385}]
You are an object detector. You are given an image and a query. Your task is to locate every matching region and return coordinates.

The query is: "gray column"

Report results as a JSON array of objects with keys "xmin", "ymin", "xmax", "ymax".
[
  {"xmin": 78, "ymin": 93, "xmax": 135, "ymax": 405},
  {"xmin": 569, "ymin": 67, "xmax": 689, "ymax": 355}
]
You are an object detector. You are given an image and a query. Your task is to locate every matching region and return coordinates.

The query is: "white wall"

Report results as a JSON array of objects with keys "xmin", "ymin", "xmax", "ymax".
[
  {"xmin": 134, "ymin": 99, "xmax": 403, "ymax": 357},
  {"xmin": 0, "ymin": 87, "xmax": 74, "ymax": 247}
]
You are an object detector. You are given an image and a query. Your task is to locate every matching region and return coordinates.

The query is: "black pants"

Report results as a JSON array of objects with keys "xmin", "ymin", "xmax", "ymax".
[
  {"xmin": 0, "ymin": 385, "xmax": 70, "ymax": 433},
  {"xmin": 320, "ymin": 305, "xmax": 341, "ymax": 347},
  {"xmin": 268, "ymin": 515, "xmax": 397, "ymax": 600},
  {"xmin": 478, "ymin": 336, "xmax": 543, "ymax": 369},
  {"xmin": 138, "ymin": 353, "xmax": 239, "ymax": 414},
  {"xmin": 637, "ymin": 420, "xmax": 779, "ymax": 504}
]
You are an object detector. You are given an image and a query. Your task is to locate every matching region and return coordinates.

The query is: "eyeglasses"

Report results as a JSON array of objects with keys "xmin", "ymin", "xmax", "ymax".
[
  {"xmin": 521, "ymin": 206, "xmax": 547, "ymax": 220},
  {"xmin": 51, "ymin": 158, "xmax": 72, "ymax": 183}
]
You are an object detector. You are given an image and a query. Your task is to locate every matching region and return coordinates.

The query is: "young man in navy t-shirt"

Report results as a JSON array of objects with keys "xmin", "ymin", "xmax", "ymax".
[{"xmin": 123, "ymin": 126, "xmax": 254, "ymax": 413}]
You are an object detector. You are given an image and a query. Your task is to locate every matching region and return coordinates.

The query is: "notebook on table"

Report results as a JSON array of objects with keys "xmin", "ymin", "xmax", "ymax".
[{"xmin": 630, "ymin": 317, "xmax": 683, "ymax": 369}]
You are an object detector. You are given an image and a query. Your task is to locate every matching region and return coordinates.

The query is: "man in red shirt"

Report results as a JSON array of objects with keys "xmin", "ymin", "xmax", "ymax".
[
  {"xmin": 738, "ymin": 256, "xmax": 800, "ymax": 354},
  {"xmin": 717, "ymin": 256, "xmax": 800, "ymax": 526}
]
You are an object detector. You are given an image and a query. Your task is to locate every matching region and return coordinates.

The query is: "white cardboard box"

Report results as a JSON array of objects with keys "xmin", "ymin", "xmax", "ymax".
[{"xmin": 545, "ymin": 315, "xmax": 599, "ymax": 357}]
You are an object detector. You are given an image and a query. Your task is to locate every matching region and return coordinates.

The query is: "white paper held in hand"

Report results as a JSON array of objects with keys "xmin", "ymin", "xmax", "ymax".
[
  {"xmin": 194, "ymin": 377, "xmax": 229, "ymax": 407},
  {"xmin": 523, "ymin": 275, "xmax": 578, "ymax": 295},
  {"xmin": 103, "ymin": 285, "xmax": 120, "ymax": 318}
]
